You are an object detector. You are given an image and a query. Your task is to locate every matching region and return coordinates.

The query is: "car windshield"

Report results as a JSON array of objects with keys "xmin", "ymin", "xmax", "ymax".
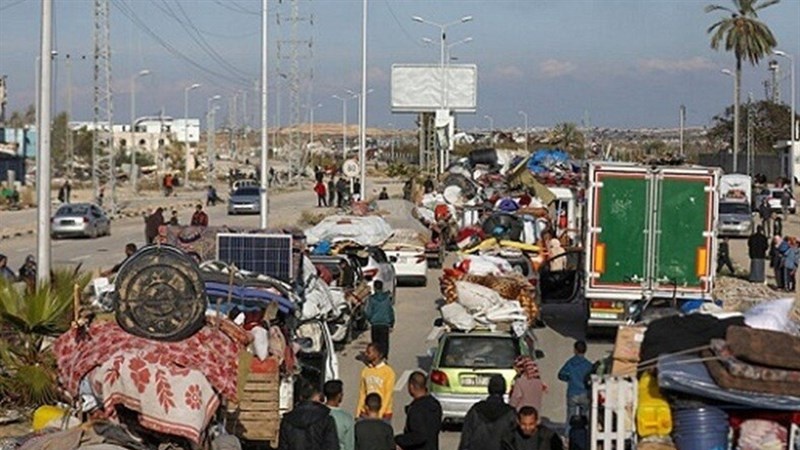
[
  {"xmin": 234, "ymin": 187, "xmax": 260, "ymax": 196},
  {"xmin": 720, "ymin": 203, "xmax": 750, "ymax": 214},
  {"xmin": 440, "ymin": 336, "xmax": 520, "ymax": 369},
  {"xmin": 56, "ymin": 205, "xmax": 90, "ymax": 216}
]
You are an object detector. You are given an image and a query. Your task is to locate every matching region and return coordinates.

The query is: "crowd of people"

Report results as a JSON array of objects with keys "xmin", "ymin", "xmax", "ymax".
[
  {"xmin": 276, "ymin": 338, "xmax": 591, "ymax": 450},
  {"xmin": 312, "ymin": 167, "xmax": 365, "ymax": 208},
  {"xmin": 741, "ymin": 212, "xmax": 800, "ymax": 292}
]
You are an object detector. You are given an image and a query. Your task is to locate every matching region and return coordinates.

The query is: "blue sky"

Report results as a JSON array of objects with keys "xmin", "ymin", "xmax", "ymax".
[{"xmin": 1, "ymin": 0, "xmax": 798, "ymax": 130}]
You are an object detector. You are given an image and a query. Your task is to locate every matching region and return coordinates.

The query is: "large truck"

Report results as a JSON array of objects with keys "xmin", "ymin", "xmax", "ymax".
[{"xmin": 538, "ymin": 162, "xmax": 720, "ymax": 328}]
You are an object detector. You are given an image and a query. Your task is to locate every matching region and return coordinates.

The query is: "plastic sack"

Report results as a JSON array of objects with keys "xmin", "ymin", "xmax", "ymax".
[
  {"xmin": 455, "ymin": 281, "xmax": 503, "ymax": 312},
  {"xmin": 738, "ymin": 419, "xmax": 787, "ymax": 450},
  {"xmin": 250, "ymin": 326, "xmax": 269, "ymax": 360},
  {"xmin": 458, "ymin": 254, "xmax": 514, "ymax": 276},
  {"xmin": 441, "ymin": 302, "xmax": 475, "ymax": 331},
  {"xmin": 744, "ymin": 297, "xmax": 798, "ymax": 335}
]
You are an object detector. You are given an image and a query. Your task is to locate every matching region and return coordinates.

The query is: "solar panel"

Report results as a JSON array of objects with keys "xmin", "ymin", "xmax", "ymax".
[{"xmin": 217, "ymin": 233, "xmax": 294, "ymax": 282}]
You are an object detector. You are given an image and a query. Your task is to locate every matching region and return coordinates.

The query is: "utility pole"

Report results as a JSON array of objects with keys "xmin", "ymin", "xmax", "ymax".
[
  {"xmin": 747, "ymin": 93, "xmax": 754, "ymax": 177},
  {"xmin": 359, "ymin": 0, "xmax": 367, "ymax": 199},
  {"xmin": 679, "ymin": 104, "xmax": 686, "ymax": 157},
  {"xmin": 260, "ymin": 0, "xmax": 269, "ymax": 228},
  {"xmin": 183, "ymin": 83, "xmax": 200, "ymax": 186},
  {"xmin": 37, "ymin": 0, "xmax": 53, "ymax": 286},
  {"xmin": 66, "ymin": 55, "xmax": 74, "ymax": 178},
  {"xmin": 92, "ymin": 0, "xmax": 115, "ymax": 213}
]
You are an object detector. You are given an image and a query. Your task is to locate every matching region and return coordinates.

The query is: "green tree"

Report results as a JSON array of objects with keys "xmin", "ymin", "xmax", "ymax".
[
  {"xmin": 708, "ymin": 100, "xmax": 796, "ymax": 153},
  {"xmin": 706, "ymin": 0, "xmax": 780, "ymax": 168}
]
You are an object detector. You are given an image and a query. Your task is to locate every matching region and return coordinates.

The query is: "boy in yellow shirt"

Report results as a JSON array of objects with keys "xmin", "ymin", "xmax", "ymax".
[{"xmin": 356, "ymin": 342, "xmax": 396, "ymax": 421}]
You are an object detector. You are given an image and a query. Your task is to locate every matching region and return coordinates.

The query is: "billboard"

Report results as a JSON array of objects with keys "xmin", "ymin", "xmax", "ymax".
[{"xmin": 391, "ymin": 64, "xmax": 477, "ymax": 113}]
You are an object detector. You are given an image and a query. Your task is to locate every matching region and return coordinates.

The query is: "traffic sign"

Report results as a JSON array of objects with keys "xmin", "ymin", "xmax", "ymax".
[{"xmin": 343, "ymin": 159, "xmax": 360, "ymax": 178}]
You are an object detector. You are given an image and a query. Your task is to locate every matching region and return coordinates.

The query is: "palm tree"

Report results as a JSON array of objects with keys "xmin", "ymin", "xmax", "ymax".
[{"xmin": 706, "ymin": 0, "xmax": 780, "ymax": 172}]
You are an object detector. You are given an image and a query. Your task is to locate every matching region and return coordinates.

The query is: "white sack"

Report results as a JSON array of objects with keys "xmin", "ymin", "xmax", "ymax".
[
  {"xmin": 455, "ymin": 281, "xmax": 503, "ymax": 312},
  {"xmin": 305, "ymin": 215, "xmax": 394, "ymax": 246},
  {"xmin": 459, "ymin": 254, "xmax": 514, "ymax": 276},
  {"xmin": 440, "ymin": 302, "xmax": 476, "ymax": 331},
  {"xmin": 744, "ymin": 297, "xmax": 798, "ymax": 335}
]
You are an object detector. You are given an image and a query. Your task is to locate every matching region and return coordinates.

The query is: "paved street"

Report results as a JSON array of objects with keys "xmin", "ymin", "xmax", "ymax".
[{"xmin": 5, "ymin": 182, "xmax": 796, "ymax": 449}]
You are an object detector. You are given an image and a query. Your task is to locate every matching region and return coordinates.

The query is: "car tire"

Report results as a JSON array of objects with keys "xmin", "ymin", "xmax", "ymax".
[{"xmin": 51, "ymin": 233, "xmax": 59, "ymax": 240}]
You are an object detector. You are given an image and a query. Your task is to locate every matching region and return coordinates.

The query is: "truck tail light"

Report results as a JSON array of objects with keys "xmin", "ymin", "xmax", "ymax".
[
  {"xmin": 696, "ymin": 246, "xmax": 708, "ymax": 278},
  {"xmin": 430, "ymin": 370, "xmax": 449, "ymax": 387},
  {"xmin": 593, "ymin": 243, "xmax": 606, "ymax": 274}
]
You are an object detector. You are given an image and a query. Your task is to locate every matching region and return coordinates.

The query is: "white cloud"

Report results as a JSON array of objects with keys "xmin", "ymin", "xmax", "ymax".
[
  {"xmin": 539, "ymin": 59, "xmax": 577, "ymax": 78},
  {"xmin": 637, "ymin": 56, "xmax": 715, "ymax": 73},
  {"xmin": 493, "ymin": 65, "xmax": 524, "ymax": 79}
]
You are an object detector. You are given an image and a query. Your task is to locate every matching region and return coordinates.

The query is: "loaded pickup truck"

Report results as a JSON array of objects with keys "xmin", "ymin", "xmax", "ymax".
[{"xmin": 538, "ymin": 162, "xmax": 721, "ymax": 329}]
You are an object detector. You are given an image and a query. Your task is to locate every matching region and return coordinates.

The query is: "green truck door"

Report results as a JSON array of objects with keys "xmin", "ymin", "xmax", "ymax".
[
  {"xmin": 591, "ymin": 173, "xmax": 649, "ymax": 289},
  {"xmin": 653, "ymin": 174, "xmax": 713, "ymax": 292}
]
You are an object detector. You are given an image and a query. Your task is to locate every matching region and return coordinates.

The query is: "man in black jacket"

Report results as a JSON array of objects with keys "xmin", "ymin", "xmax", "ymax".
[
  {"xmin": 748, "ymin": 225, "xmax": 769, "ymax": 283},
  {"xmin": 395, "ymin": 371, "xmax": 442, "ymax": 450},
  {"xmin": 458, "ymin": 375, "xmax": 516, "ymax": 450},
  {"xmin": 279, "ymin": 380, "xmax": 340, "ymax": 450},
  {"xmin": 501, "ymin": 407, "xmax": 562, "ymax": 450}
]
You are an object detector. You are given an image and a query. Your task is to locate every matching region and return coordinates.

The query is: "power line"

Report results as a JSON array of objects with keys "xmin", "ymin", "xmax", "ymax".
[
  {"xmin": 0, "ymin": 0, "xmax": 27, "ymax": 12},
  {"xmin": 110, "ymin": 0, "xmax": 250, "ymax": 89},
  {"xmin": 382, "ymin": 0, "xmax": 424, "ymax": 47},
  {"xmin": 148, "ymin": 0, "xmax": 255, "ymax": 82},
  {"xmin": 211, "ymin": 0, "xmax": 258, "ymax": 16}
]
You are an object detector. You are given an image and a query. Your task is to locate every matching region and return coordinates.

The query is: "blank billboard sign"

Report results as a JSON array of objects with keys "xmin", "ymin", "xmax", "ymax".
[{"xmin": 391, "ymin": 64, "xmax": 477, "ymax": 113}]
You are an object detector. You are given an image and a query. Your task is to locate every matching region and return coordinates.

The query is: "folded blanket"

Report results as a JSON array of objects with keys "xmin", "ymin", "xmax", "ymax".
[
  {"xmin": 703, "ymin": 348, "xmax": 800, "ymax": 398},
  {"xmin": 726, "ymin": 325, "xmax": 800, "ymax": 370}
]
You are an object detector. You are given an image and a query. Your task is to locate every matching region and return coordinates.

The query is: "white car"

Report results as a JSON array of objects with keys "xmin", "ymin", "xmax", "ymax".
[
  {"xmin": 343, "ymin": 246, "xmax": 397, "ymax": 298},
  {"xmin": 760, "ymin": 187, "xmax": 797, "ymax": 213},
  {"xmin": 382, "ymin": 229, "xmax": 428, "ymax": 287}
]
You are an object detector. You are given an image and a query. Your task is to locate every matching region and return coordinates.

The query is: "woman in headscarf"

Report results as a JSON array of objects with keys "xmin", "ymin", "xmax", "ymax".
[{"xmin": 509, "ymin": 356, "xmax": 547, "ymax": 412}]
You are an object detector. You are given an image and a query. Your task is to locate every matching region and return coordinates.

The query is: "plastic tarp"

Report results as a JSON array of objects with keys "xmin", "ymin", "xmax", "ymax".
[
  {"xmin": 305, "ymin": 215, "xmax": 394, "ymax": 247},
  {"xmin": 657, "ymin": 353, "xmax": 800, "ymax": 410},
  {"xmin": 526, "ymin": 149, "xmax": 576, "ymax": 174}
]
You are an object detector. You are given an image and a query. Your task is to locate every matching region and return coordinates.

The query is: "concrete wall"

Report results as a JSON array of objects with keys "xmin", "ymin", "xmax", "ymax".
[{"xmin": 697, "ymin": 151, "xmax": 788, "ymax": 180}]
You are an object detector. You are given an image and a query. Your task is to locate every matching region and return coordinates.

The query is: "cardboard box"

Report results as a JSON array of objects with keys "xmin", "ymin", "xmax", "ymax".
[
  {"xmin": 611, "ymin": 358, "xmax": 638, "ymax": 376},
  {"xmin": 613, "ymin": 325, "xmax": 646, "ymax": 362}
]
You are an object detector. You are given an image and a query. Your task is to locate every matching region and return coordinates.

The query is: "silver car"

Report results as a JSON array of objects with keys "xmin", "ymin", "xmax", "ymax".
[
  {"xmin": 718, "ymin": 201, "xmax": 754, "ymax": 237},
  {"xmin": 227, "ymin": 186, "xmax": 261, "ymax": 215},
  {"xmin": 51, "ymin": 203, "xmax": 111, "ymax": 239}
]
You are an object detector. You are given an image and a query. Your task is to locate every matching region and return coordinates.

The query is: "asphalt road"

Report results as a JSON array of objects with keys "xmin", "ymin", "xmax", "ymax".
[{"xmin": 31, "ymin": 181, "xmax": 800, "ymax": 447}]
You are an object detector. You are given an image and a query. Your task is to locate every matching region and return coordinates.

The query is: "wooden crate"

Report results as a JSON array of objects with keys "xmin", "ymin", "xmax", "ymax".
[{"xmin": 228, "ymin": 369, "xmax": 281, "ymax": 443}]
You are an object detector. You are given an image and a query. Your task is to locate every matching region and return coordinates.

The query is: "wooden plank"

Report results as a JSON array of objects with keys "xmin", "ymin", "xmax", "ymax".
[
  {"xmin": 246, "ymin": 372, "xmax": 279, "ymax": 383},
  {"xmin": 242, "ymin": 381, "xmax": 280, "ymax": 392},
  {"xmin": 239, "ymin": 411, "xmax": 280, "ymax": 422},
  {"xmin": 240, "ymin": 391, "xmax": 277, "ymax": 402},
  {"xmin": 238, "ymin": 399, "xmax": 279, "ymax": 411}
]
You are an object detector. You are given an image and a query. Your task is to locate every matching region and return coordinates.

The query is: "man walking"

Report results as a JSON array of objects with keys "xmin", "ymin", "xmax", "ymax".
[
  {"xmin": 355, "ymin": 393, "xmax": 394, "ymax": 450},
  {"xmin": 395, "ymin": 371, "xmax": 442, "ymax": 450},
  {"xmin": 327, "ymin": 176, "xmax": 336, "ymax": 207},
  {"xmin": 759, "ymin": 198, "xmax": 772, "ymax": 236},
  {"xmin": 365, "ymin": 279, "xmax": 394, "ymax": 358},
  {"xmin": 748, "ymin": 225, "xmax": 769, "ymax": 283},
  {"xmin": 500, "ymin": 407, "xmax": 563, "ymax": 450},
  {"xmin": 557, "ymin": 341, "xmax": 593, "ymax": 427},
  {"xmin": 717, "ymin": 237, "xmax": 735, "ymax": 274},
  {"xmin": 324, "ymin": 380, "xmax": 354, "ymax": 450},
  {"xmin": 356, "ymin": 343, "xmax": 395, "ymax": 421},
  {"xmin": 278, "ymin": 380, "xmax": 339, "ymax": 450},
  {"xmin": 459, "ymin": 375, "xmax": 516, "ymax": 450},
  {"xmin": 336, "ymin": 178, "xmax": 348, "ymax": 208}
]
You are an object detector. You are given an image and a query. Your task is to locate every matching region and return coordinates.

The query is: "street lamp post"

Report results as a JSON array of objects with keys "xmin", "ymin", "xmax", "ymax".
[
  {"xmin": 183, "ymin": 83, "xmax": 201, "ymax": 186},
  {"xmin": 130, "ymin": 69, "xmax": 150, "ymax": 192},
  {"xmin": 359, "ymin": 0, "xmax": 368, "ymax": 200},
  {"xmin": 36, "ymin": 0, "xmax": 53, "ymax": 286},
  {"xmin": 518, "ymin": 111, "xmax": 529, "ymax": 153},
  {"xmin": 775, "ymin": 50, "xmax": 796, "ymax": 194},
  {"xmin": 207, "ymin": 95, "xmax": 221, "ymax": 181},
  {"xmin": 308, "ymin": 102, "xmax": 322, "ymax": 147},
  {"xmin": 721, "ymin": 69, "xmax": 737, "ymax": 171},
  {"xmin": 413, "ymin": 14, "xmax": 472, "ymax": 174},
  {"xmin": 332, "ymin": 94, "xmax": 351, "ymax": 160},
  {"xmin": 348, "ymin": 88, "xmax": 373, "ymax": 190}
]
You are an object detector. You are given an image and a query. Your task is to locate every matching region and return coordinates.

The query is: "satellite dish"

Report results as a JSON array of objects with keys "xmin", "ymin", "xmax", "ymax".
[{"xmin": 343, "ymin": 159, "xmax": 360, "ymax": 178}]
